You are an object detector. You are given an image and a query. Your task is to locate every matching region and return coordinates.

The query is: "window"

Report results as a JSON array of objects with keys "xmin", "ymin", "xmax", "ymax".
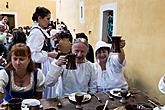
[{"xmin": 100, "ymin": 3, "xmax": 117, "ymax": 43}]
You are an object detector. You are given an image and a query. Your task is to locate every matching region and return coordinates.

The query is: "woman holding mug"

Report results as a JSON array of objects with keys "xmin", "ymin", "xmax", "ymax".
[{"xmin": 94, "ymin": 40, "xmax": 128, "ymax": 92}]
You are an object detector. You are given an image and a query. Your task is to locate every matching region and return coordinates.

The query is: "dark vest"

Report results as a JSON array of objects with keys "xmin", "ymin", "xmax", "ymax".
[
  {"xmin": 31, "ymin": 27, "xmax": 52, "ymax": 52},
  {"xmin": 31, "ymin": 27, "xmax": 52, "ymax": 68}
]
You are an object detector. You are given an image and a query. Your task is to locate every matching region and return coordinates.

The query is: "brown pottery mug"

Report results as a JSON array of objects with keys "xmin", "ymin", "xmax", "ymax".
[
  {"xmin": 65, "ymin": 53, "xmax": 77, "ymax": 70},
  {"xmin": 8, "ymin": 98, "xmax": 22, "ymax": 110},
  {"xmin": 111, "ymin": 36, "xmax": 121, "ymax": 53}
]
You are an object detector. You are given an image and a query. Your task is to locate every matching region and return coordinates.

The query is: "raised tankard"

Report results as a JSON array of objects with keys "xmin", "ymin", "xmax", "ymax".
[
  {"xmin": 65, "ymin": 53, "xmax": 77, "ymax": 70},
  {"xmin": 111, "ymin": 36, "xmax": 121, "ymax": 53}
]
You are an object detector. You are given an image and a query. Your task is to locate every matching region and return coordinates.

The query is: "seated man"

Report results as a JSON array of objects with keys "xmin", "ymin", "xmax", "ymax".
[
  {"xmin": 76, "ymin": 33, "xmax": 94, "ymax": 63},
  {"xmin": 158, "ymin": 75, "xmax": 165, "ymax": 94},
  {"xmin": 45, "ymin": 38, "xmax": 97, "ymax": 95}
]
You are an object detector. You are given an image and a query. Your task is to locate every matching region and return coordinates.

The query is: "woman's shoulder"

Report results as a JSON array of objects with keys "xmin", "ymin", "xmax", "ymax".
[
  {"xmin": 83, "ymin": 60, "xmax": 96, "ymax": 71},
  {"xmin": 30, "ymin": 26, "xmax": 49, "ymax": 38},
  {"xmin": 34, "ymin": 68, "xmax": 45, "ymax": 78},
  {"xmin": 85, "ymin": 60, "xmax": 94, "ymax": 66},
  {"xmin": 92, "ymin": 62, "xmax": 100, "ymax": 68},
  {"xmin": 27, "ymin": 29, "xmax": 44, "ymax": 41},
  {"xmin": 33, "ymin": 68, "xmax": 45, "ymax": 86},
  {"xmin": 0, "ymin": 69, "xmax": 8, "ymax": 75},
  {"xmin": 29, "ymin": 24, "xmax": 42, "ymax": 34},
  {"xmin": 30, "ymin": 26, "xmax": 42, "ymax": 34},
  {"xmin": 0, "ymin": 69, "xmax": 9, "ymax": 81},
  {"xmin": 34, "ymin": 68, "xmax": 42, "ymax": 74}
]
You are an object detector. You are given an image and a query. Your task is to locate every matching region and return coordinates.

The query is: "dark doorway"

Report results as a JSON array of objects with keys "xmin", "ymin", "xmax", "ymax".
[{"xmin": 0, "ymin": 14, "xmax": 15, "ymax": 32}]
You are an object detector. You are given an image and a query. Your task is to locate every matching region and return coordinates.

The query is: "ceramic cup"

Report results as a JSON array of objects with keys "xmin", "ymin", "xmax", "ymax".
[
  {"xmin": 21, "ymin": 99, "xmax": 41, "ymax": 110},
  {"xmin": 8, "ymin": 98, "xmax": 22, "ymax": 110},
  {"xmin": 65, "ymin": 53, "xmax": 77, "ymax": 70},
  {"xmin": 111, "ymin": 36, "xmax": 121, "ymax": 53}
]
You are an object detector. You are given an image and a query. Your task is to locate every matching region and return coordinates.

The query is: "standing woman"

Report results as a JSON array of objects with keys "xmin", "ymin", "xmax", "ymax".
[
  {"xmin": 0, "ymin": 43, "xmax": 45, "ymax": 102},
  {"xmin": 26, "ymin": 6, "xmax": 58, "ymax": 99}
]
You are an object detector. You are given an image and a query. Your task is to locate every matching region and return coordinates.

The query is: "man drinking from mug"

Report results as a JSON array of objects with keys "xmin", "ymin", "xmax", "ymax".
[{"xmin": 45, "ymin": 38, "xmax": 97, "ymax": 96}]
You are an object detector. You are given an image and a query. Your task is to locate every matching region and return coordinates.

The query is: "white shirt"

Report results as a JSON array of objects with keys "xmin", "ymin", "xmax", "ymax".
[
  {"xmin": 158, "ymin": 75, "xmax": 165, "ymax": 94},
  {"xmin": 94, "ymin": 54, "xmax": 128, "ymax": 92},
  {"xmin": 0, "ymin": 69, "xmax": 45, "ymax": 93},
  {"xmin": 45, "ymin": 59, "xmax": 97, "ymax": 95},
  {"xmin": 26, "ymin": 22, "xmax": 49, "ymax": 63}
]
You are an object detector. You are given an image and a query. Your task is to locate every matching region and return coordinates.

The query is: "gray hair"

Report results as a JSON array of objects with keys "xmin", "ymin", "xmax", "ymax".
[{"xmin": 73, "ymin": 38, "xmax": 89, "ymax": 48}]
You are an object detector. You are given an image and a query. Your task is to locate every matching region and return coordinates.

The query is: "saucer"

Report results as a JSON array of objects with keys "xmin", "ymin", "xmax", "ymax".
[
  {"xmin": 109, "ymin": 88, "xmax": 131, "ymax": 98},
  {"xmin": 21, "ymin": 99, "xmax": 41, "ymax": 110},
  {"xmin": 68, "ymin": 92, "xmax": 91, "ymax": 103},
  {"xmin": 153, "ymin": 105, "xmax": 165, "ymax": 110}
]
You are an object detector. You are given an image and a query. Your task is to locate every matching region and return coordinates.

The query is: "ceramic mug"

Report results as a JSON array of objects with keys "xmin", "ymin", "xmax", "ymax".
[
  {"xmin": 8, "ymin": 98, "xmax": 22, "ymax": 110},
  {"xmin": 21, "ymin": 99, "xmax": 42, "ymax": 110},
  {"xmin": 111, "ymin": 36, "xmax": 121, "ymax": 53},
  {"xmin": 65, "ymin": 53, "xmax": 77, "ymax": 70}
]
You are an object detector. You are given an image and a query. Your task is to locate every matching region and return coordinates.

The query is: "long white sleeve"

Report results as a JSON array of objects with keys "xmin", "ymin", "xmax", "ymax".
[
  {"xmin": 158, "ymin": 75, "xmax": 165, "ymax": 94},
  {"xmin": 45, "ymin": 60, "xmax": 97, "ymax": 95},
  {"xmin": 45, "ymin": 59, "xmax": 63, "ymax": 86},
  {"xmin": 0, "ymin": 70, "xmax": 9, "ymax": 93},
  {"xmin": 26, "ymin": 24, "xmax": 49, "ymax": 63}
]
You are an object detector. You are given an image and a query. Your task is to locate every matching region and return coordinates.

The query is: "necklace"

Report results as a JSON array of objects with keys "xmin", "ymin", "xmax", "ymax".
[
  {"xmin": 18, "ymin": 80, "xmax": 24, "ymax": 87},
  {"xmin": 14, "ymin": 72, "xmax": 28, "ymax": 87}
]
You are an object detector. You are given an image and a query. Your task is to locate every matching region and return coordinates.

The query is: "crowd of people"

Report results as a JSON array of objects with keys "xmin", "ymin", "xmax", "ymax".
[{"xmin": 0, "ymin": 6, "xmax": 164, "ymax": 107}]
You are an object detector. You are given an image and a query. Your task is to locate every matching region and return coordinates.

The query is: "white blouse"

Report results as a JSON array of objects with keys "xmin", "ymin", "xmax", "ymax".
[
  {"xmin": 26, "ymin": 22, "xmax": 49, "ymax": 63},
  {"xmin": 0, "ymin": 69, "xmax": 45, "ymax": 94},
  {"xmin": 45, "ymin": 59, "xmax": 97, "ymax": 95},
  {"xmin": 94, "ymin": 54, "xmax": 128, "ymax": 92}
]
